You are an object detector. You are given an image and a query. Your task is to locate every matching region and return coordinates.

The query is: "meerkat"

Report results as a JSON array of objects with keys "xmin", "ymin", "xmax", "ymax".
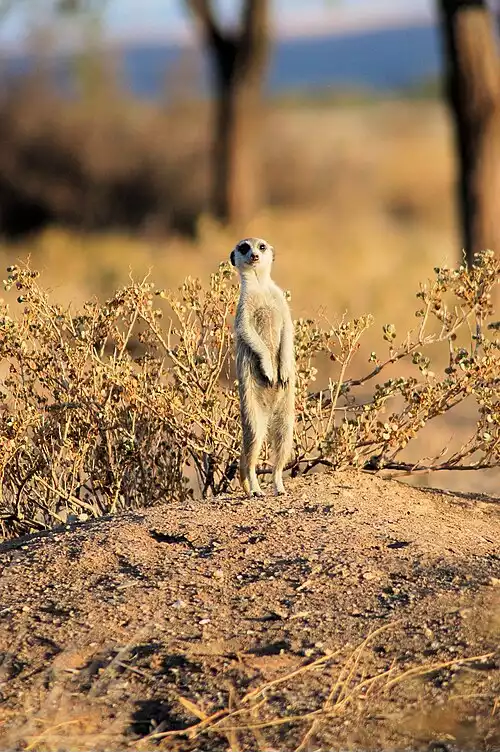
[{"xmin": 230, "ymin": 237, "xmax": 295, "ymax": 497}]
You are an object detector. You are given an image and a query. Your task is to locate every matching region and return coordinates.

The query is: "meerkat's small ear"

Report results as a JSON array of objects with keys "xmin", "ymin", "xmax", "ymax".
[
  {"xmin": 270, "ymin": 245, "xmax": 275, "ymax": 261},
  {"xmin": 230, "ymin": 250, "xmax": 236, "ymax": 266}
]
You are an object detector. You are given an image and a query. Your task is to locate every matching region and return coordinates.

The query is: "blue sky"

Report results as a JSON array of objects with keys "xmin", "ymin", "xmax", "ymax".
[
  {"xmin": 1, "ymin": 0, "xmax": 435, "ymax": 46},
  {"xmin": 100, "ymin": 0, "xmax": 434, "ymax": 39}
]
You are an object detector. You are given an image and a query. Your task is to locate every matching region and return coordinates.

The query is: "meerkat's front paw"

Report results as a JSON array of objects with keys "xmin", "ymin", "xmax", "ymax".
[
  {"xmin": 260, "ymin": 353, "xmax": 275, "ymax": 386},
  {"xmin": 278, "ymin": 364, "xmax": 292, "ymax": 388}
]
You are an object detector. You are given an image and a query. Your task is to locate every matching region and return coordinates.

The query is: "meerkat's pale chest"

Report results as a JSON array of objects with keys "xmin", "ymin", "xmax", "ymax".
[{"xmin": 250, "ymin": 300, "xmax": 282, "ymax": 355}]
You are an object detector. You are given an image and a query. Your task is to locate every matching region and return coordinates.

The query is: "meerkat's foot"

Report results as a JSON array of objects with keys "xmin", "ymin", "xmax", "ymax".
[
  {"xmin": 272, "ymin": 477, "xmax": 287, "ymax": 496},
  {"xmin": 241, "ymin": 481, "xmax": 264, "ymax": 499},
  {"xmin": 248, "ymin": 481, "xmax": 265, "ymax": 497}
]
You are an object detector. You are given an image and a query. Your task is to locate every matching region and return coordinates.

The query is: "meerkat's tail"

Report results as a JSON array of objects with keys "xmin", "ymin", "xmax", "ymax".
[{"xmin": 268, "ymin": 389, "xmax": 294, "ymax": 495}]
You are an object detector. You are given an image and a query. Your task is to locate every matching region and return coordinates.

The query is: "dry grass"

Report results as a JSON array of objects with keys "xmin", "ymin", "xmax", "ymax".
[
  {"xmin": 106, "ymin": 625, "xmax": 495, "ymax": 751},
  {"xmin": 10, "ymin": 622, "xmax": 497, "ymax": 752}
]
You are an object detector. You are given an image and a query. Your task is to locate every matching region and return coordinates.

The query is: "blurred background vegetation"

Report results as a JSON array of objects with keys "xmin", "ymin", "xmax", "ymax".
[{"xmin": 0, "ymin": 0, "xmax": 498, "ymax": 493}]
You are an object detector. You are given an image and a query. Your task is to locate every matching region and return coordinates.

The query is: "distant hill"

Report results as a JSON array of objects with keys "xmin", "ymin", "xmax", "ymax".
[
  {"xmin": 122, "ymin": 21, "xmax": 443, "ymax": 98},
  {"xmin": 2, "ymin": 21, "xmax": 443, "ymax": 98},
  {"xmin": 269, "ymin": 22, "xmax": 442, "ymax": 93}
]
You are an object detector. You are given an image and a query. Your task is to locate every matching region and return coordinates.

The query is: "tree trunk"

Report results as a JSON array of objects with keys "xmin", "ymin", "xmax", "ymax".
[
  {"xmin": 187, "ymin": 0, "xmax": 269, "ymax": 226},
  {"xmin": 212, "ymin": 49, "xmax": 266, "ymax": 223},
  {"xmin": 438, "ymin": 0, "xmax": 500, "ymax": 266}
]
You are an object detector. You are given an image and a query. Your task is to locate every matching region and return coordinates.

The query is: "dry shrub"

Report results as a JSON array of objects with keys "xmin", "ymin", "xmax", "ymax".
[
  {"xmin": 0, "ymin": 63, "xmax": 453, "ymax": 241},
  {"xmin": 0, "ymin": 250, "xmax": 498, "ymax": 540},
  {"xmin": 0, "ymin": 74, "xmax": 209, "ymax": 236}
]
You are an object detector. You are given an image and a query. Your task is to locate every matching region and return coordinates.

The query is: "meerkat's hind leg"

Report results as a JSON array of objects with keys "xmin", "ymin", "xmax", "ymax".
[
  {"xmin": 239, "ymin": 461, "xmax": 251, "ymax": 497},
  {"xmin": 240, "ymin": 439, "xmax": 265, "ymax": 497},
  {"xmin": 240, "ymin": 403, "xmax": 268, "ymax": 498},
  {"xmin": 269, "ymin": 395, "xmax": 294, "ymax": 496}
]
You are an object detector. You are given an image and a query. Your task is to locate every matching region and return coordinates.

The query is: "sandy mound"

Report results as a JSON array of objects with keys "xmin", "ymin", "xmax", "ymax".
[{"xmin": 0, "ymin": 470, "xmax": 499, "ymax": 751}]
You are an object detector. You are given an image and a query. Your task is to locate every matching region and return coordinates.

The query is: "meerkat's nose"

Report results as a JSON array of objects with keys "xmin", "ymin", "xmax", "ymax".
[{"xmin": 250, "ymin": 252, "xmax": 259, "ymax": 261}]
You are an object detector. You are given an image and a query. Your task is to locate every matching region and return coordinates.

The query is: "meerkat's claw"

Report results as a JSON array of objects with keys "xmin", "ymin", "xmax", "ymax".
[
  {"xmin": 259, "ymin": 364, "xmax": 275, "ymax": 387},
  {"xmin": 259, "ymin": 354, "xmax": 275, "ymax": 385},
  {"xmin": 250, "ymin": 489, "xmax": 265, "ymax": 498}
]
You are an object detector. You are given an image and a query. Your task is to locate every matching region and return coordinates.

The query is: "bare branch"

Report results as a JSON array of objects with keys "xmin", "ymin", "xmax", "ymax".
[
  {"xmin": 185, "ymin": 0, "xmax": 225, "ymax": 49},
  {"xmin": 377, "ymin": 460, "xmax": 500, "ymax": 474}
]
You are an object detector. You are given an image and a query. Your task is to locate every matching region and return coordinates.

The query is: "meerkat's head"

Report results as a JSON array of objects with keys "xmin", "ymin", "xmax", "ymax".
[{"xmin": 230, "ymin": 237, "xmax": 274, "ymax": 278}]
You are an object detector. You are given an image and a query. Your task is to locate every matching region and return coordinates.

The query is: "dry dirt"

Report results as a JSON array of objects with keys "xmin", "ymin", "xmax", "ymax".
[{"xmin": 0, "ymin": 470, "xmax": 499, "ymax": 751}]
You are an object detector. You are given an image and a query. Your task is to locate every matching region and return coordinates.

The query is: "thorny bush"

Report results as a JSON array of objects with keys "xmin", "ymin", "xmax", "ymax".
[{"xmin": 0, "ymin": 251, "xmax": 498, "ymax": 539}]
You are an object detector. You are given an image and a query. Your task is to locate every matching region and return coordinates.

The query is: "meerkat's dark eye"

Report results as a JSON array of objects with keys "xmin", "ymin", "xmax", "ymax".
[
  {"xmin": 238, "ymin": 241, "xmax": 251, "ymax": 255},
  {"xmin": 258, "ymin": 243, "xmax": 267, "ymax": 251}
]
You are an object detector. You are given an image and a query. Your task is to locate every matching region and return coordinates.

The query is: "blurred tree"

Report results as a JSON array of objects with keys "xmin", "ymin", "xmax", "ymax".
[
  {"xmin": 438, "ymin": 0, "xmax": 500, "ymax": 265},
  {"xmin": 186, "ymin": 0, "xmax": 270, "ymax": 226}
]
